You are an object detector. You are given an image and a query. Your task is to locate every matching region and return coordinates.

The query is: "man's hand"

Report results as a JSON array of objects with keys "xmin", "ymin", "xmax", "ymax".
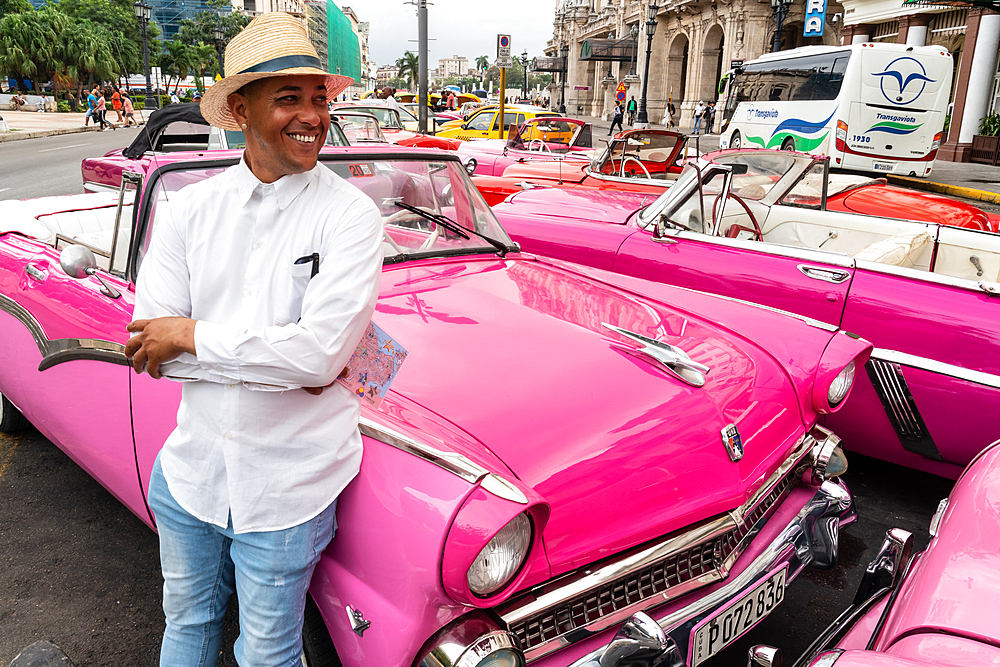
[
  {"xmin": 303, "ymin": 366, "xmax": 351, "ymax": 396},
  {"xmin": 125, "ymin": 317, "xmax": 197, "ymax": 379}
]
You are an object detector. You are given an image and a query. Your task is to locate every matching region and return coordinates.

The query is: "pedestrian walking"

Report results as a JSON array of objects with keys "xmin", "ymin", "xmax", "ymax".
[
  {"xmin": 627, "ymin": 95, "xmax": 637, "ymax": 125},
  {"xmin": 608, "ymin": 101, "xmax": 624, "ymax": 135},
  {"xmin": 693, "ymin": 100, "xmax": 706, "ymax": 135},
  {"xmin": 707, "ymin": 102, "xmax": 716, "ymax": 134},
  {"xmin": 112, "ymin": 87, "xmax": 123, "ymax": 123},
  {"xmin": 84, "ymin": 87, "xmax": 97, "ymax": 126},
  {"xmin": 122, "ymin": 92, "xmax": 136, "ymax": 127},
  {"xmin": 95, "ymin": 89, "xmax": 113, "ymax": 131},
  {"xmin": 125, "ymin": 12, "xmax": 382, "ymax": 667}
]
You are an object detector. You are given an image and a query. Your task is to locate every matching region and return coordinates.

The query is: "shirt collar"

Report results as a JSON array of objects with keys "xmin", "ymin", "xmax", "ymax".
[{"xmin": 234, "ymin": 156, "xmax": 319, "ymax": 210}]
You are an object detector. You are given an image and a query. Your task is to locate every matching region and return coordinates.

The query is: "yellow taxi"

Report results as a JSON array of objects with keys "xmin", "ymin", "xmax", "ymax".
[{"xmin": 434, "ymin": 104, "xmax": 561, "ymax": 141}]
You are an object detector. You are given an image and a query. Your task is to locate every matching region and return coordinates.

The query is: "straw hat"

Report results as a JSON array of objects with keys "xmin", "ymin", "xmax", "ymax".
[{"xmin": 201, "ymin": 12, "xmax": 353, "ymax": 131}]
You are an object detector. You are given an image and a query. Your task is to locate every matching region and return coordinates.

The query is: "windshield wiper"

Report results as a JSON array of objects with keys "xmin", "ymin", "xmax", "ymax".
[{"xmin": 393, "ymin": 201, "xmax": 514, "ymax": 257}]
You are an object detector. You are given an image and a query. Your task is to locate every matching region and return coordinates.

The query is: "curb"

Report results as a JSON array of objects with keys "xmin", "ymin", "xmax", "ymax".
[
  {"xmin": 9, "ymin": 641, "xmax": 75, "ymax": 667},
  {"xmin": 0, "ymin": 121, "xmax": 145, "ymax": 144},
  {"xmin": 886, "ymin": 174, "xmax": 1000, "ymax": 205}
]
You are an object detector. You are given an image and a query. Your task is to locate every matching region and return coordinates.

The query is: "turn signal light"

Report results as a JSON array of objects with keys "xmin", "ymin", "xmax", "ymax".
[{"xmin": 926, "ymin": 131, "xmax": 942, "ymax": 161}]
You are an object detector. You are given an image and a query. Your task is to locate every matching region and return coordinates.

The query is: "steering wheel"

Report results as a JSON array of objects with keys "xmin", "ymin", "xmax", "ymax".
[
  {"xmin": 620, "ymin": 156, "xmax": 652, "ymax": 179},
  {"xmin": 528, "ymin": 138, "xmax": 551, "ymax": 153},
  {"xmin": 722, "ymin": 192, "xmax": 763, "ymax": 241}
]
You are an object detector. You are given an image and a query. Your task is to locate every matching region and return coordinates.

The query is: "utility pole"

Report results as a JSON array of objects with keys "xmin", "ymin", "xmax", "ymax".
[{"xmin": 418, "ymin": 0, "xmax": 428, "ymax": 133}]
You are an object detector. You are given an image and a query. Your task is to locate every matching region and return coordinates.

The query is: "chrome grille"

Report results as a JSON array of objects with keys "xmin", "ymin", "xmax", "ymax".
[
  {"xmin": 866, "ymin": 359, "xmax": 942, "ymax": 461},
  {"xmin": 506, "ymin": 461, "xmax": 800, "ymax": 657}
]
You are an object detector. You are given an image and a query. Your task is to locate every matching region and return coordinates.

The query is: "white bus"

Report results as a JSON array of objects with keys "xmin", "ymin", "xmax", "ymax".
[{"xmin": 719, "ymin": 43, "xmax": 953, "ymax": 176}]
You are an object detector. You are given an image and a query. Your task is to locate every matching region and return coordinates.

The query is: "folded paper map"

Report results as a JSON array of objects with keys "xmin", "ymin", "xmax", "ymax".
[{"xmin": 336, "ymin": 321, "xmax": 408, "ymax": 408}]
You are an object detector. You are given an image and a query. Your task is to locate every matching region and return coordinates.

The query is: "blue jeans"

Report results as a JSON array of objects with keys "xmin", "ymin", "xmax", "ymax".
[
  {"xmin": 148, "ymin": 455, "xmax": 337, "ymax": 667},
  {"xmin": 693, "ymin": 114, "xmax": 703, "ymax": 134}
]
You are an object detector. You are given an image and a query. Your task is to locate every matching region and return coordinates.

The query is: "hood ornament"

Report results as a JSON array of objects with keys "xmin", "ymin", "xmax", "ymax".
[
  {"xmin": 346, "ymin": 605, "xmax": 371, "ymax": 637},
  {"xmin": 721, "ymin": 423, "xmax": 744, "ymax": 462},
  {"xmin": 603, "ymin": 323, "xmax": 710, "ymax": 387}
]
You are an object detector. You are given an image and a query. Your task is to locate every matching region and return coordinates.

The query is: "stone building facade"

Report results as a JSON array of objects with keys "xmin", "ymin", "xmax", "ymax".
[
  {"xmin": 544, "ymin": 0, "xmax": 843, "ymax": 129},
  {"xmin": 839, "ymin": 0, "xmax": 1000, "ymax": 162}
]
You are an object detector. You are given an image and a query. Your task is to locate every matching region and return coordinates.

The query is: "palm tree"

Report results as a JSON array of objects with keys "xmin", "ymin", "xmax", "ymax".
[
  {"xmin": 0, "ymin": 7, "xmax": 65, "ymax": 92},
  {"xmin": 395, "ymin": 51, "xmax": 418, "ymax": 89},
  {"xmin": 475, "ymin": 54, "xmax": 489, "ymax": 75},
  {"xmin": 160, "ymin": 40, "xmax": 192, "ymax": 95},
  {"xmin": 0, "ymin": 14, "xmax": 34, "ymax": 92},
  {"xmin": 188, "ymin": 42, "xmax": 216, "ymax": 94}
]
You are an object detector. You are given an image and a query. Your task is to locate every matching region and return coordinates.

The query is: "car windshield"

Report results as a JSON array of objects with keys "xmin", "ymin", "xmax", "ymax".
[
  {"xmin": 637, "ymin": 161, "xmax": 730, "ymax": 234},
  {"xmin": 512, "ymin": 119, "xmax": 587, "ymax": 152},
  {"xmin": 597, "ymin": 132, "xmax": 682, "ymax": 180},
  {"xmin": 331, "ymin": 113, "xmax": 387, "ymax": 144},
  {"xmin": 709, "ymin": 152, "xmax": 800, "ymax": 200},
  {"xmin": 134, "ymin": 156, "xmax": 513, "ymax": 277},
  {"xmin": 344, "ymin": 106, "xmax": 402, "ymax": 129}
]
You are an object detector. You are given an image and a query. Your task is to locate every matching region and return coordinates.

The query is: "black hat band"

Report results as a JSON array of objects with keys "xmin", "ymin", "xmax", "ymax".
[{"xmin": 236, "ymin": 54, "xmax": 323, "ymax": 76}]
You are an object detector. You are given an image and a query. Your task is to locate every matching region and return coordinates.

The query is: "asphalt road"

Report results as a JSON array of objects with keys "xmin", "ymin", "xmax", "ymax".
[
  {"xmin": 0, "ymin": 130, "xmax": 963, "ymax": 667},
  {"xmin": 0, "ymin": 127, "xmax": 144, "ymax": 201}
]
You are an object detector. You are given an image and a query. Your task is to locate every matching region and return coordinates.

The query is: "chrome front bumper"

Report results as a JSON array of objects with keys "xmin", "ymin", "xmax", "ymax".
[{"xmin": 565, "ymin": 479, "xmax": 855, "ymax": 667}]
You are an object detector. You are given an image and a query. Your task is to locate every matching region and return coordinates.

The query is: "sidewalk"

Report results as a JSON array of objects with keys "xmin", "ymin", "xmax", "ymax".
[
  {"xmin": 0, "ymin": 109, "xmax": 147, "ymax": 143},
  {"xmin": 573, "ymin": 113, "xmax": 999, "ymax": 204}
]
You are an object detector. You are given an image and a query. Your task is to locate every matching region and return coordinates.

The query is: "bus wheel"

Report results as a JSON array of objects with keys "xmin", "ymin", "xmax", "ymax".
[
  {"xmin": 781, "ymin": 137, "xmax": 796, "ymax": 151},
  {"xmin": 731, "ymin": 132, "xmax": 742, "ymax": 149}
]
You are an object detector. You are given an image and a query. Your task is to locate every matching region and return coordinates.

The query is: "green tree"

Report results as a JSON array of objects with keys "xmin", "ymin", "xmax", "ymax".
[
  {"xmin": 0, "ymin": 7, "xmax": 66, "ymax": 92},
  {"xmin": 187, "ymin": 42, "xmax": 216, "ymax": 94},
  {"xmin": 59, "ymin": 20, "xmax": 118, "ymax": 98},
  {"xmin": 159, "ymin": 40, "xmax": 191, "ymax": 95},
  {"xmin": 0, "ymin": 0, "xmax": 31, "ymax": 19},
  {"xmin": 475, "ymin": 54, "xmax": 489, "ymax": 74},
  {"xmin": 54, "ymin": 0, "xmax": 156, "ymax": 75},
  {"xmin": 395, "ymin": 51, "xmax": 418, "ymax": 88}
]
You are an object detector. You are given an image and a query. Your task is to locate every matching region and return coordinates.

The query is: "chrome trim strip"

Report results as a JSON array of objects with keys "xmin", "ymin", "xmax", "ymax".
[
  {"xmin": 500, "ymin": 433, "xmax": 817, "ymax": 661},
  {"xmin": 657, "ymin": 282, "xmax": 839, "ymax": 332},
  {"xmin": 871, "ymin": 348, "xmax": 1000, "ymax": 390},
  {"xmin": 357, "ymin": 418, "xmax": 528, "ymax": 505},
  {"xmin": 855, "ymin": 257, "xmax": 1000, "ymax": 294},
  {"xmin": 0, "ymin": 293, "xmax": 128, "ymax": 370},
  {"xmin": 675, "ymin": 231, "xmax": 857, "ymax": 269}
]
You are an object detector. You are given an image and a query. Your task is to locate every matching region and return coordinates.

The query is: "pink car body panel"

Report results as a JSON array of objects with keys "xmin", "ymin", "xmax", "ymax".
[
  {"xmin": 804, "ymin": 441, "xmax": 1000, "ymax": 667},
  {"xmin": 0, "ymin": 148, "xmax": 872, "ymax": 667},
  {"xmin": 493, "ymin": 166, "xmax": 1000, "ymax": 479}
]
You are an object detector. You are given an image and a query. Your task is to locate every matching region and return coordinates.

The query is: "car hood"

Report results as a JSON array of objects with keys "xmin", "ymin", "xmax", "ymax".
[
  {"xmin": 504, "ymin": 186, "xmax": 654, "ymax": 224},
  {"xmin": 373, "ymin": 256, "xmax": 816, "ymax": 574}
]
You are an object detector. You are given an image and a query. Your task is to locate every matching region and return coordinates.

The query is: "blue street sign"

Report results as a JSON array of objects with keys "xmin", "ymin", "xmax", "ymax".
[{"xmin": 804, "ymin": 0, "xmax": 827, "ymax": 37}]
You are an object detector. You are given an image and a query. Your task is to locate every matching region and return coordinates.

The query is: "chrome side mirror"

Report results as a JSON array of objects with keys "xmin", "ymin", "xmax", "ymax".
[
  {"xmin": 749, "ymin": 645, "xmax": 782, "ymax": 667},
  {"xmin": 59, "ymin": 245, "xmax": 121, "ymax": 299},
  {"xmin": 853, "ymin": 528, "xmax": 913, "ymax": 605}
]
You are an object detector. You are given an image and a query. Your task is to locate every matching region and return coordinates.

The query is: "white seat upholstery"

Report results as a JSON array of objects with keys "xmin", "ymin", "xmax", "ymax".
[
  {"xmin": 853, "ymin": 230, "xmax": 933, "ymax": 268},
  {"xmin": 36, "ymin": 207, "xmax": 122, "ymax": 248}
]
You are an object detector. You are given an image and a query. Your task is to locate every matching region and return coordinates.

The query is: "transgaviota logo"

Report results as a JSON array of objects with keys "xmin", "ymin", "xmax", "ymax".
[{"xmin": 873, "ymin": 57, "xmax": 935, "ymax": 106}]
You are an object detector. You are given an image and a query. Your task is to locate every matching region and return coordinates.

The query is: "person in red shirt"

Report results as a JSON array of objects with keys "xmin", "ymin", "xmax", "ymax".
[{"xmin": 111, "ymin": 87, "xmax": 123, "ymax": 123}]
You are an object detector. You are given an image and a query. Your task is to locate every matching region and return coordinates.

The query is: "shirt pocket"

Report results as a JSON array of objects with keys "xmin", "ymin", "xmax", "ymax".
[{"xmin": 285, "ymin": 252, "xmax": 318, "ymax": 324}]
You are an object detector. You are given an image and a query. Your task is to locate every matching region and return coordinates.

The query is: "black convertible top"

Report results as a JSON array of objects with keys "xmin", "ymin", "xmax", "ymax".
[{"xmin": 123, "ymin": 103, "xmax": 207, "ymax": 159}]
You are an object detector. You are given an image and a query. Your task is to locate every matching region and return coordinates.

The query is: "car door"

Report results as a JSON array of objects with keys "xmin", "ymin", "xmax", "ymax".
[
  {"xmin": 461, "ymin": 109, "xmax": 495, "ymax": 140},
  {"xmin": 0, "ymin": 177, "xmax": 148, "ymax": 520},
  {"xmin": 612, "ymin": 164, "xmax": 855, "ymax": 327},
  {"xmin": 825, "ymin": 228, "xmax": 1000, "ymax": 472}
]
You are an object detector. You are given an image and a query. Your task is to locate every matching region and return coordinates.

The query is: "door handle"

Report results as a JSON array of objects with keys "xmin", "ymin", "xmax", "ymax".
[
  {"xmin": 798, "ymin": 264, "xmax": 850, "ymax": 284},
  {"xmin": 25, "ymin": 263, "xmax": 48, "ymax": 282}
]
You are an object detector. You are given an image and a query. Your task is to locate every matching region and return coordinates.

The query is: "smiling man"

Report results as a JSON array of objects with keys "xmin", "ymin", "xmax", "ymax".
[{"xmin": 123, "ymin": 13, "xmax": 383, "ymax": 667}]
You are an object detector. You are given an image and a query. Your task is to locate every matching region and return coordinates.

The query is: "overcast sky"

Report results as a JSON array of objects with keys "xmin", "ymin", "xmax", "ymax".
[{"xmin": 352, "ymin": 0, "xmax": 559, "ymax": 69}]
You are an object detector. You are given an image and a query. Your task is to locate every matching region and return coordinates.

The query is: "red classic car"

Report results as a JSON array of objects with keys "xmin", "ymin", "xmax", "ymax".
[
  {"xmin": 780, "ymin": 438, "xmax": 1000, "ymax": 667},
  {"xmin": 2, "ymin": 146, "xmax": 868, "ymax": 667},
  {"xmin": 329, "ymin": 101, "xmax": 461, "ymax": 151},
  {"xmin": 474, "ymin": 133, "xmax": 999, "ymax": 232},
  {"xmin": 492, "ymin": 152, "xmax": 1000, "ymax": 479},
  {"xmin": 456, "ymin": 117, "xmax": 595, "ymax": 178}
]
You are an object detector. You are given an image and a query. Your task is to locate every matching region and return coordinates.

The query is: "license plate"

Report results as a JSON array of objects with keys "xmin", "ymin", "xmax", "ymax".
[
  {"xmin": 689, "ymin": 567, "xmax": 787, "ymax": 666},
  {"xmin": 873, "ymin": 161, "xmax": 894, "ymax": 172}
]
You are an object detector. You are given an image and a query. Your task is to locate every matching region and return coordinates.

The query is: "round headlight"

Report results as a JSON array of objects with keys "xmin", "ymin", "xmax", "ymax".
[
  {"xmin": 467, "ymin": 513, "xmax": 532, "ymax": 597},
  {"xmin": 464, "ymin": 157, "xmax": 478, "ymax": 175},
  {"xmin": 827, "ymin": 360, "xmax": 856, "ymax": 407}
]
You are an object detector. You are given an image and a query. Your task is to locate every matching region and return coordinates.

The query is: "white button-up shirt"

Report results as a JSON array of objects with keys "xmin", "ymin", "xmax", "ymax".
[{"xmin": 134, "ymin": 158, "xmax": 383, "ymax": 533}]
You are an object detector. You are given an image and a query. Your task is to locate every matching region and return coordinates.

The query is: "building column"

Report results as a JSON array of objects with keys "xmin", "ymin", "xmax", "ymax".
[
  {"xmin": 848, "ymin": 23, "xmax": 875, "ymax": 43},
  {"xmin": 940, "ymin": 8, "xmax": 1000, "ymax": 161},
  {"xmin": 898, "ymin": 13, "xmax": 931, "ymax": 46}
]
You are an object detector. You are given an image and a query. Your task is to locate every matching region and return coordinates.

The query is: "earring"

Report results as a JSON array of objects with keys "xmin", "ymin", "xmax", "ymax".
[{"xmin": 241, "ymin": 123, "xmax": 248, "ymax": 130}]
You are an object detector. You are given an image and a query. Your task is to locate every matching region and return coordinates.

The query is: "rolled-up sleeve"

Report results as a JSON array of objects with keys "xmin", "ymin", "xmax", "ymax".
[{"xmin": 193, "ymin": 195, "xmax": 383, "ymax": 389}]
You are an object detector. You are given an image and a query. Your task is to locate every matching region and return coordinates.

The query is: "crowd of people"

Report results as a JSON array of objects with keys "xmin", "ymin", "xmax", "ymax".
[{"xmin": 81, "ymin": 85, "xmax": 140, "ymax": 130}]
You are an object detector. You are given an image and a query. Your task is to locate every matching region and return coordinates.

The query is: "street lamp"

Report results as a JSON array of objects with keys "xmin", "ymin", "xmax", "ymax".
[
  {"xmin": 635, "ymin": 1, "xmax": 658, "ymax": 128},
  {"xmin": 627, "ymin": 22, "xmax": 639, "ymax": 76},
  {"xmin": 771, "ymin": 0, "xmax": 794, "ymax": 53},
  {"xmin": 213, "ymin": 18, "xmax": 225, "ymax": 74},
  {"xmin": 133, "ymin": 0, "xmax": 156, "ymax": 110},
  {"xmin": 559, "ymin": 42, "xmax": 568, "ymax": 115},
  {"xmin": 522, "ymin": 49, "xmax": 528, "ymax": 101}
]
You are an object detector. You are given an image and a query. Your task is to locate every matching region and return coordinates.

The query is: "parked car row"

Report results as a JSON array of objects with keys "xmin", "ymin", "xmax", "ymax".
[{"xmin": 1, "ymin": 110, "xmax": 998, "ymax": 667}]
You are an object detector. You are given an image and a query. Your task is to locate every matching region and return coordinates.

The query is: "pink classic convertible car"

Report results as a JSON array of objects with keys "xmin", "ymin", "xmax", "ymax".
[
  {"xmin": 774, "ymin": 438, "xmax": 1000, "ymax": 667},
  {"xmin": 456, "ymin": 117, "xmax": 595, "ymax": 177},
  {"xmin": 492, "ymin": 153, "xmax": 1000, "ymax": 479},
  {"xmin": 0, "ymin": 147, "xmax": 869, "ymax": 667}
]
